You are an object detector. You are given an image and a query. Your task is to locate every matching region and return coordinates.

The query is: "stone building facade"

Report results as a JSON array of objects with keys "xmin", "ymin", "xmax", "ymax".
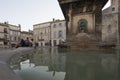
[
  {"xmin": 102, "ymin": 0, "xmax": 120, "ymax": 45},
  {"xmin": 9, "ymin": 24, "xmax": 21, "ymax": 47},
  {"xmin": 58, "ymin": 0, "xmax": 108, "ymax": 46},
  {"xmin": 33, "ymin": 22, "xmax": 51, "ymax": 47},
  {"xmin": 0, "ymin": 22, "xmax": 9, "ymax": 47},
  {"xmin": 0, "ymin": 22, "xmax": 21, "ymax": 47},
  {"xmin": 51, "ymin": 20, "xmax": 66, "ymax": 46},
  {"xmin": 21, "ymin": 30, "xmax": 33, "ymax": 40},
  {"xmin": 33, "ymin": 19, "xmax": 66, "ymax": 47}
]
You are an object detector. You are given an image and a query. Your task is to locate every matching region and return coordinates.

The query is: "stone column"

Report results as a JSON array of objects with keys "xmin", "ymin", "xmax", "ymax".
[{"xmin": 67, "ymin": 4, "xmax": 72, "ymax": 34}]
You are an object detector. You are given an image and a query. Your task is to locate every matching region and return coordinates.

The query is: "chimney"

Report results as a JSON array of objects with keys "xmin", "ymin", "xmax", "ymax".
[
  {"xmin": 4, "ymin": 21, "xmax": 8, "ymax": 24},
  {"xmin": 18, "ymin": 24, "xmax": 21, "ymax": 27}
]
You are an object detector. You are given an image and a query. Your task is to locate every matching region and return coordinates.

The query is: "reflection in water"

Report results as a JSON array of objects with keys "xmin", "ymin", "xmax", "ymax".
[
  {"xmin": 10, "ymin": 48, "xmax": 66, "ymax": 80},
  {"xmin": 10, "ymin": 48, "xmax": 120, "ymax": 80},
  {"xmin": 117, "ymin": 50, "xmax": 120, "ymax": 80},
  {"xmin": 65, "ymin": 50, "xmax": 119, "ymax": 80}
]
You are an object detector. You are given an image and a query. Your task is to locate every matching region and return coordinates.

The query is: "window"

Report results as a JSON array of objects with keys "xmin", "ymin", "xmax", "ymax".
[
  {"xmin": 112, "ymin": 0, "xmax": 115, "ymax": 5},
  {"xmin": 14, "ymin": 37, "xmax": 17, "ymax": 41},
  {"xmin": 59, "ymin": 23, "xmax": 62, "ymax": 26},
  {"xmin": 4, "ymin": 28, "xmax": 7, "ymax": 33},
  {"xmin": 11, "ymin": 36, "xmax": 13, "ymax": 40},
  {"xmin": 58, "ymin": 30, "xmax": 62, "ymax": 37},
  {"xmin": 54, "ymin": 31, "xmax": 56, "ymax": 38},
  {"xmin": 112, "ymin": 7, "xmax": 115, "ymax": 11},
  {"xmin": 53, "ymin": 24, "xmax": 56, "ymax": 28}
]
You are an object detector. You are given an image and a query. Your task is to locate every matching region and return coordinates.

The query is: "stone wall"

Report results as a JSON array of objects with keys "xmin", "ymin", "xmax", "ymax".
[
  {"xmin": 102, "ymin": 13, "xmax": 118, "ymax": 44},
  {"xmin": 102, "ymin": 0, "xmax": 120, "ymax": 45}
]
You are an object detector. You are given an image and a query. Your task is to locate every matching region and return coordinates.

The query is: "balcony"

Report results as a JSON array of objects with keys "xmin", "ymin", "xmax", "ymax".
[{"xmin": 38, "ymin": 39, "xmax": 44, "ymax": 41}]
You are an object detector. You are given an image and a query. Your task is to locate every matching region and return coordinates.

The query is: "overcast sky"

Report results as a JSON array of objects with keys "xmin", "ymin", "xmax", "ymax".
[{"xmin": 0, "ymin": 0, "xmax": 110, "ymax": 31}]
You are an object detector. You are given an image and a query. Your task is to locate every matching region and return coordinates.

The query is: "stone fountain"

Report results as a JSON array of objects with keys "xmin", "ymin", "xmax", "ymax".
[{"xmin": 58, "ymin": 0, "xmax": 108, "ymax": 48}]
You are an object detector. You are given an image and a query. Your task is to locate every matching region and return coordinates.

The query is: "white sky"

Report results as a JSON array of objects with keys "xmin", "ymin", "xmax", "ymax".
[
  {"xmin": 0, "ymin": 0, "xmax": 111, "ymax": 31},
  {"xmin": 103, "ymin": 0, "xmax": 111, "ymax": 10}
]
